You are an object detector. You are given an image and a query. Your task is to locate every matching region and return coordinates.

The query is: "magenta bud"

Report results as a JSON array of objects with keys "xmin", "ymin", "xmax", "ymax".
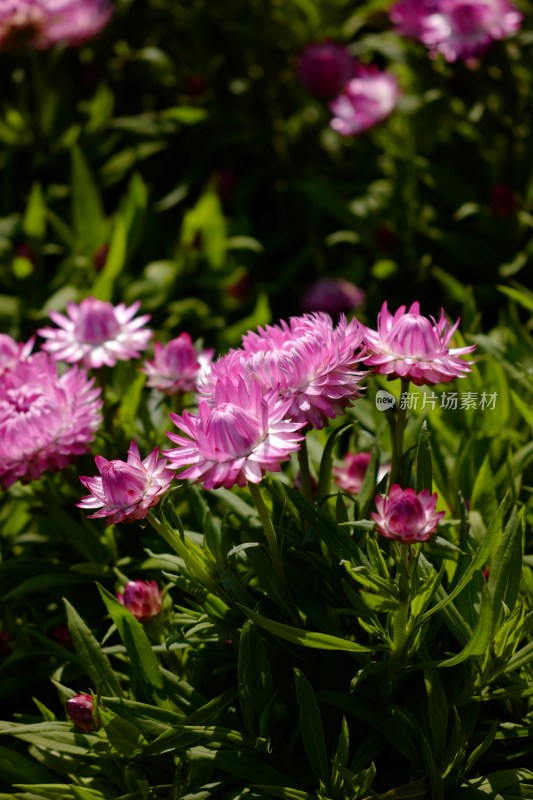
[
  {"xmin": 301, "ymin": 277, "xmax": 365, "ymax": 318},
  {"xmin": 116, "ymin": 580, "xmax": 162, "ymax": 623},
  {"xmin": 298, "ymin": 40, "xmax": 355, "ymax": 99},
  {"xmin": 66, "ymin": 693, "xmax": 100, "ymax": 732}
]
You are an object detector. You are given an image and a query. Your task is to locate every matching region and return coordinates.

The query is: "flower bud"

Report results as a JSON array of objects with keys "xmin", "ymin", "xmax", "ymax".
[
  {"xmin": 66, "ymin": 693, "xmax": 99, "ymax": 732},
  {"xmin": 117, "ymin": 580, "xmax": 162, "ymax": 623}
]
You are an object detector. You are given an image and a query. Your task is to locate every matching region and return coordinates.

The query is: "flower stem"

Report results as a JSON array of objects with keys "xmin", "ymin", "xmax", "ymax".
[
  {"xmin": 297, "ymin": 438, "xmax": 313, "ymax": 501},
  {"xmin": 389, "ymin": 377, "xmax": 410, "ymax": 488}
]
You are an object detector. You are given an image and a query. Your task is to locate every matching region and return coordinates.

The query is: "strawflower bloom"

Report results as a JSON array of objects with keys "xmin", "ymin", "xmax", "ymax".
[
  {"xmin": 66, "ymin": 693, "xmax": 100, "ymax": 732},
  {"xmin": 165, "ymin": 376, "xmax": 305, "ymax": 489},
  {"xmin": 0, "ymin": 333, "xmax": 33, "ymax": 376},
  {"xmin": 363, "ymin": 301, "xmax": 476, "ymax": 385},
  {"xmin": 372, "ymin": 484, "xmax": 444, "ymax": 542},
  {"xmin": 330, "ymin": 66, "xmax": 400, "ymax": 136},
  {"xmin": 78, "ymin": 441, "xmax": 173, "ymax": 525},
  {"xmin": 390, "ymin": 0, "xmax": 522, "ymax": 62},
  {"xmin": 117, "ymin": 580, "xmax": 163, "ymax": 623},
  {"xmin": 201, "ymin": 313, "xmax": 366, "ymax": 430},
  {"xmin": 142, "ymin": 333, "xmax": 214, "ymax": 395},
  {"xmin": 301, "ymin": 278, "xmax": 365, "ymax": 317},
  {"xmin": 38, "ymin": 297, "xmax": 151, "ymax": 369},
  {"xmin": 0, "ymin": 0, "xmax": 112, "ymax": 51},
  {"xmin": 298, "ymin": 40, "xmax": 356, "ymax": 99},
  {"xmin": 334, "ymin": 452, "xmax": 372, "ymax": 494},
  {"xmin": 0, "ymin": 352, "xmax": 102, "ymax": 489}
]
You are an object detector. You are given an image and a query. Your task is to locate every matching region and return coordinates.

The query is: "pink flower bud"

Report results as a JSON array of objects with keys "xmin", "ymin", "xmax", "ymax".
[
  {"xmin": 298, "ymin": 41, "xmax": 355, "ymax": 99},
  {"xmin": 371, "ymin": 484, "xmax": 444, "ymax": 543},
  {"xmin": 301, "ymin": 278, "xmax": 365, "ymax": 318},
  {"xmin": 66, "ymin": 693, "xmax": 100, "ymax": 732},
  {"xmin": 116, "ymin": 580, "xmax": 162, "ymax": 623}
]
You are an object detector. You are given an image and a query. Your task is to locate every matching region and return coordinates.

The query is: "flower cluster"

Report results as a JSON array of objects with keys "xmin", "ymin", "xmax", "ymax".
[
  {"xmin": 390, "ymin": 0, "xmax": 522, "ymax": 61},
  {"xmin": 0, "ymin": 352, "xmax": 102, "ymax": 489},
  {"xmin": 0, "ymin": 0, "xmax": 112, "ymax": 51},
  {"xmin": 298, "ymin": 40, "xmax": 400, "ymax": 135}
]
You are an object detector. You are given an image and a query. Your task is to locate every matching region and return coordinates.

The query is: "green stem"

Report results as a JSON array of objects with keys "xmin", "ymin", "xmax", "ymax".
[
  {"xmin": 297, "ymin": 438, "xmax": 313, "ymax": 501},
  {"xmin": 248, "ymin": 482, "xmax": 283, "ymax": 570},
  {"xmin": 389, "ymin": 378, "xmax": 410, "ymax": 488},
  {"xmin": 146, "ymin": 510, "xmax": 184, "ymax": 553}
]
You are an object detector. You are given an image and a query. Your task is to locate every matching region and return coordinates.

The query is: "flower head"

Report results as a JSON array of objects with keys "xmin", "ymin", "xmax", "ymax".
[
  {"xmin": 0, "ymin": 352, "xmax": 102, "ymax": 489},
  {"xmin": 330, "ymin": 66, "xmax": 400, "ymax": 136},
  {"xmin": 0, "ymin": 0, "xmax": 112, "ymax": 51},
  {"xmin": 301, "ymin": 278, "xmax": 365, "ymax": 318},
  {"xmin": 78, "ymin": 441, "xmax": 173, "ymax": 525},
  {"xmin": 363, "ymin": 301, "xmax": 476, "ymax": 386},
  {"xmin": 0, "ymin": 334, "xmax": 33, "ymax": 376},
  {"xmin": 38, "ymin": 297, "xmax": 151, "ymax": 369},
  {"xmin": 371, "ymin": 484, "xmax": 444, "ymax": 542},
  {"xmin": 117, "ymin": 580, "xmax": 162, "ymax": 623},
  {"xmin": 165, "ymin": 377, "xmax": 305, "ymax": 489},
  {"xmin": 334, "ymin": 452, "xmax": 373, "ymax": 494},
  {"xmin": 66, "ymin": 693, "xmax": 100, "ymax": 732},
  {"xmin": 298, "ymin": 40, "xmax": 356, "ymax": 99},
  {"xmin": 390, "ymin": 0, "xmax": 522, "ymax": 61},
  {"xmin": 201, "ymin": 313, "xmax": 366, "ymax": 430},
  {"xmin": 142, "ymin": 333, "xmax": 214, "ymax": 395}
]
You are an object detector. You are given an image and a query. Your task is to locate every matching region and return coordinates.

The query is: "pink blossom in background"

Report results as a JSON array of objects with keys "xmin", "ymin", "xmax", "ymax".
[
  {"xmin": 301, "ymin": 278, "xmax": 365, "ymax": 317},
  {"xmin": 200, "ymin": 313, "xmax": 366, "ymax": 430},
  {"xmin": 117, "ymin": 580, "xmax": 162, "ymax": 623},
  {"xmin": 78, "ymin": 441, "xmax": 173, "ymax": 525},
  {"xmin": 372, "ymin": 484, "xmax": 444, "ymax": 542},
  {"xmin": 334, "ymin": 452, "xmax": 372, "ymax": 494},
  {"xmin": 66, "ymin": 693, "xmax": 100, "ymax": 732},
  {"xmin": 142, "ymin": 333, "xmax": 214, "ymax": 395},
  {"xmin": 0, "ymin": 334, "xmax": 33, "ymax": 376},
  {"xmin": 363, "ymin": 301, "xmax": 476, "ymax": 385},
  {"xmin": 165, "ymin": 376, "xmax": 305, "ymax": 489},
  {"xmin": 38, "ymin": 297, "xmax": 151, "ymax": 369},
  {"xmin": 329, "ymin": 66, "xmax": 400, "ymax": 136},
  {"xmin": 390, "ymin": 0, "xmax": 522, "ymax": 62},
  {"xmin": 298, "ymin": 40, "xmax": 356, "ymax": 99},
  {"xmin": 0, "ymin": 0, "xmax": 112, "ymax": 51},
  {"xmin": 0, "ymin": 352, "xmax": 102, "ymax": 489}
]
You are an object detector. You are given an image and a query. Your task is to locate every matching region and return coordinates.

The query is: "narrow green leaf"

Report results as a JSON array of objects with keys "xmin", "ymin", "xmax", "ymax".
[
  {"xmin": 488, "ymin": 507, "xmax": 524, "ymax": 632},
  {"xmin": 71, "ymin": 146, "xmax": 107, "ymax": 248},
  {"xmin": 239, "ymin": 606, "xmax": 375, "ymax": 653},
  {"xmin": 470, "ymin": 455, "xmax": 498, "ymax": 524},
  {"xmin": 238, "ymin": 621, "xmax": 274, "ymax": 738},
  {"xmin": 97, "ymin": 585, "xmax": 166, "ymax": 706},
  {"xmin": 256, "ymin": 788, "xmax": 315, "ymax": 800},
  {"xmin": 64, "ymin": 599, "xmax": 122, "ymax": 697},
  {"xmin": 294, "ymin": 669, "xmax": 329, "ymax": 787},
  {"xmin": 0, "ymin": 745, "xmax": 56, "ymax": 784},
  {"xmin": 317, "ymin": 422, "xmax": 353, "ymax": 502},
  {"xmin": 91, "ymin": 216, "xmax": 127, "ymax": 301},
  {"xmin": 23, "ymin": 183, "xmax": 46, "ymax": 239},
  {"xmin": 439, "ymin": 580, "xmax": 493, "ymax": 667}
]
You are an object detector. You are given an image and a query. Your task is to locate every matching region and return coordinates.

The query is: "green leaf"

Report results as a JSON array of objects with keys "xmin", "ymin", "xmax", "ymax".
[
  {"xmin": 0, "ymin": 745, "xmax": 56, "ymax": 784},
  {"xmin": 91, "ymin": 216, "xmax": 127, "ymax": 301},
  {"xmin": 317, "ymin": 422, "xmax": 353, "ymax": 502},
  {"xmin": 256, "ymin": 788, "xmax": 315, "ymax": 800},
  {"xmin": 71, "ymin": 146, "xmax": 107, "ymax": 249},
  {"xmin": 104, "ymin": 716, "xmax": 146, "ymax": 756},
  {"xmin": 511, "ymin": 389, "xmax": 533, "ymax": 428},
  {"xmin": 415, "ymin": 421, "xmax": 432, "ymax": 493},
  {"xmin": 239, "ymin": 606, "xmax": 375, "ymax": 653},
  {"xmin": 294, "ymin": 669, "xmax": 330, "ymax": 787},
  {"xmin": 97, "ymin": 585, "xmax": 166, "ymax": 706},
  {"xmin": 181, "ymin": 187, "xmax": 226, "ymax": 269},
  {"xmin": 470, "ymin": 455, "xmax": 498, "ymax": 524},
  {"xmin": 238, "ymin": 621, "xmax": 274, "ymax": 738},
  {"xmin": 488, "ymin": 507, "xmax": 524, "ymax": 632},
  {"xmin": 23, "ymin": 183, "xmax": 46, "ymax": 239},
  {"xmin": 439, "ymin": 580, "xmax": 493, "ymax": 667},
  {"xmin": 64, "ymin": 599, "xmax": 122, "ymax": 697}
]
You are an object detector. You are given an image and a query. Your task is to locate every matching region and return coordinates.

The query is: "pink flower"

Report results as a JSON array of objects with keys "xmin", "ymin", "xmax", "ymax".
[
  {"xmin": 371, "ymin": 484, "xmax": 444, "ymax": 542},
  {"xmin": 301, "ymin": 278, "xmax": 365, "ymax": 318},
  {"xmin": 117, "ymin": 580, "xmax": 162, "ymax": 623},
  {"xmin": 202, "ymin": 313, "xmax": 366, "ymax": 430},
  {"xmin": 363, "ymin": 301, "xmax": 476, "ymax": 386},
  {"xmin": 66, "ymin": 693, "xmax": 100, "ymax": 732},
  {"xmin": 390, "ymin": 0, "xmax": 522, "ymax": 62},
  {"xmin": 0, "ymin": 0, "xmax": 112, "ymax": 51},
  {"xmin": 0, "ymin": 334, "xmax": 33, "ymax": 376},
  {"xmin": 0, "ymin": 352, "xmax": 102, "ymax": 489},
  {"xmin": 298, "ymin": 40, "xmax": 356, "ymax": 99},
  {"xmin": 78, "ymin": 441, "xmax": 173, "ymax": 525},
  {"xmin": 334, "ymin": 452, "xmax": 372, "ymax": 494},
  {"xmin": 142, "ymin": 333, "xmax": 214, "ymax": 395},
  {"xmin": 165, "ymin": 377, "xmax": 305, "ymax": 489},
  {"xmin": 329, "ymin": 66, "xmax": 400, "ymax": 136},
  {"xmin": 38, "ymin": 297, "xmax": 152, "ymax": 369}
]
